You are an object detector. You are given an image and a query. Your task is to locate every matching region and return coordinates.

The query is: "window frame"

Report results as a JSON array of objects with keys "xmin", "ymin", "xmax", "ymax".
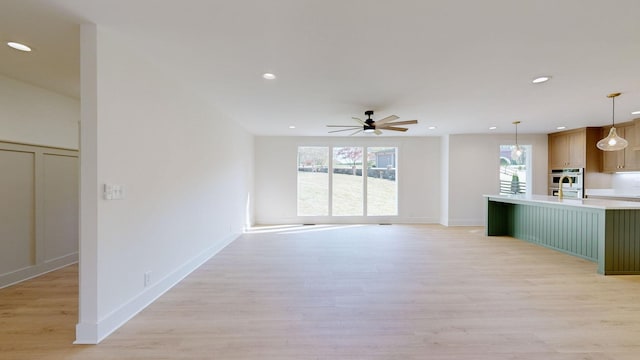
[{"xmin": 296, "ymin": 145, "xmax": 399, "ymax": 218}]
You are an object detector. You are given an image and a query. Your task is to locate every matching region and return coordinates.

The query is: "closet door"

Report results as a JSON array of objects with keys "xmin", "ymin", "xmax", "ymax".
[{"xmin": 0, "ymin": 149, "xmax": 35, "ymax": 274}]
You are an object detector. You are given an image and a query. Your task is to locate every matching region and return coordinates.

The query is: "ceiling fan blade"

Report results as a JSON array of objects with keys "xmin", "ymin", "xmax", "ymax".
[
  {"xmin": 378, "ymin": 120, "xmax": 418, "ymax": 127},
  {"xmin": 327, "ymin": 125, "xmax": 361, "ymax": 128},
  {"xmin": 383, "ymin": 126, "xmax": 409, "ymax": 132},
  {"xmin": 374, "ymin": 129, "xmax": 383, "ymax": 135},
  {"xmin": 373, "ymin": 115, "xmax": 399, "ymax": 126},
  {"xmin": 352, "ymin": 117, "xmax": 366, "ymax": 125},
  {"xmin": 329, "ymin": 128, "xmax": 361, "ymax": 133},
  {"xmin": 349, "ymin": 129, "xmax": 363, "ymax": 136}
]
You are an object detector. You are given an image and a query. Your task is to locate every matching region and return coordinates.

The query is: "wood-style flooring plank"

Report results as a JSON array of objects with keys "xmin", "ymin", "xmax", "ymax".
[{"xmin": 1, "ymin": 224, "xmax": 640, "ymax": 359}]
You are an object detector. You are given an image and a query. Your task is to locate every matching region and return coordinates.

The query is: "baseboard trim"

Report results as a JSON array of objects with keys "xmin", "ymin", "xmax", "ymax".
[
  {"xmin": 446, "ymin": 218, "xmax": 484, "ymax": 226},
  {"xmin": 74, "ymin": 233, "xmax": 239, "ymax": 344},
  {"xmin": 253, "ymin": 217, "xmax": 441, "ymax": 225},
  {"xmin": 0, "ymin": 252, "xmax": 78, "ymax": 290}
]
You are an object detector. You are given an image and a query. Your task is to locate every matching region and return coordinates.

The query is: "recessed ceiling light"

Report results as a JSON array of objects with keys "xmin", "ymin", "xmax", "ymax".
[
  {"xmin": 489, "ymin": 126, "xmax": 497, "ymax": 130},
  {"xmin": 428, "ymin": 126, "xmax": 436, "ymax": 130},
  {"xmin": 7, "ymin": 41, "xmax": 31, "ymax": 52},
  {"xmin": 262, "ymin": 73, "xmax": 276, "ymax": 80},
  {"xmin": 632, "ymin": 111, "xmax": 640, "ymax": 115},
  {"xmin": 556, "ymin": 126, "xmax": 567, "ymax": 130},
  {"xmin": 288, "ymin": 125, "xmax": 295, "ymax": 129},
  {"xmin": 532, "ymin": 76, "xmax": 551, "ymax": 84}
]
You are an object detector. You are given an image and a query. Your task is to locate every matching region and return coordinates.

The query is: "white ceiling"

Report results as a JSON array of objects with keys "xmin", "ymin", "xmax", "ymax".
[{"xmin": 1, "ymin": 0, "xmax": 640, "ymax": 137}]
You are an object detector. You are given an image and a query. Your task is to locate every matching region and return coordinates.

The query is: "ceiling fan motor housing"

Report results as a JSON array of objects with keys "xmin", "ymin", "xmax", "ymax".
[{"xmin": 364, "ymin": 110, "xmax": 375, "ymax": 126}]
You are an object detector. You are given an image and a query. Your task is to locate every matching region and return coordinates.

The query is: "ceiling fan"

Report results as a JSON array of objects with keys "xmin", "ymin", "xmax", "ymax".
[{"xmin": 327, "ymin": 110, "xmax": 418, "ymax": 135}]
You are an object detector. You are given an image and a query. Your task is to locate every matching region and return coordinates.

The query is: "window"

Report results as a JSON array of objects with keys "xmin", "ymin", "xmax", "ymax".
[
  {"xmin": 297, "ymin": 146, "xmax": 398, "ymax": 217},
  {"xmin": 297, "ymin": 147, "xmax": 329, "ymax": 216},
  {"xmin": 366, "ymin": 147, "xmax": 397, "ymax": 216},
  {"xmin": 499, "ymin": 144, "xmax": 531, "ymax": 196},
  {"xmin": 332, "ymin": 147, "xmax": 364, "ymax": 216}
]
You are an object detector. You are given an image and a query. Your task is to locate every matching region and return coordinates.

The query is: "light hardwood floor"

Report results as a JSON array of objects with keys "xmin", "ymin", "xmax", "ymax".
[{"xmin": 2, "ymin": 224, "xmax": 640, "ymax": 359}]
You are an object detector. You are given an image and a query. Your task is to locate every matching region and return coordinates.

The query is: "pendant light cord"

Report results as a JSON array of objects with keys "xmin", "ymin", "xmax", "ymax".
[{"xmin": 612, "ymin": 96, "xmax": 616, "ymax": 127}]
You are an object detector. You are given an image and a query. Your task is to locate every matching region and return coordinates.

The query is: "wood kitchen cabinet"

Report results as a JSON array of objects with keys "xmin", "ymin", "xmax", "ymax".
[
  {"xmin": 602, "ymin": 124, "xmax": 639, "ymax": 172},
  {"xmin": 548, "ymin": 128, "xmax": 599, "ymax": 169},
  {"xmin": 548, "ymin": 132, "xmax": 571, "ymax": 168}
]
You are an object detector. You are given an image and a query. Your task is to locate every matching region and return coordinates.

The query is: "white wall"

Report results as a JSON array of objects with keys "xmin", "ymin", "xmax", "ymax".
[
  {"xmin": 0, "ymin": 67, "xmax": 79, "ymax": 289},
  {"xmin": 254, "ymin": 136, "xmax": 441, "ymax": 224},
  {"xmin": 0, "ymin": 74, "xmax": 79, "ymax": 149},
  {"xmin": 612, "ymin": 172, "xmax": 640, "ymax": 193},
  {"xmin": 76, "ymin": 25, "xmax": 254, "ymax": 344},
  {"xmin": 254, "ymin": 134, "xmax": 548, "ymax": 227},
  {"xmin": 0, "ymin": 142, "xmax": 79, "ymax": 289},
  {"xmin": 446, "ymin": 133, "xmax": 548, "ymax": 225},
  {"xmin": 440, "ymin": 135, "xmax": 450, "ymax": 226}
]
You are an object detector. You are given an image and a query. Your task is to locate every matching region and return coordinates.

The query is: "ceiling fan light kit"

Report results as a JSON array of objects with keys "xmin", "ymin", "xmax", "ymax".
[
  {"xmin": 327, "ymin": 110, "xmax": 417, "ymax": 135},
  {"xmin": 597, "ymin": 92, "xmax": 628, "ymax": 151}
]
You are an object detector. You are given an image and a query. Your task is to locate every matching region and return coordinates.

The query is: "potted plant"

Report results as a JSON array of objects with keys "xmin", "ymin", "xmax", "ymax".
[{"xmin": 511, "ymin": 174, "xmax": 520, "ymax": 194}]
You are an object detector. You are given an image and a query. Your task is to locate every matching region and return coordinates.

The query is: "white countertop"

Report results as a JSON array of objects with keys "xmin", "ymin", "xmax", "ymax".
[
  {"xmin": 485, "ymin": 194, "xmax": 640, "ymax": 210},
  {"xmin": 585, "ymin": 189, "xmax": 640, "ymax": 200}
]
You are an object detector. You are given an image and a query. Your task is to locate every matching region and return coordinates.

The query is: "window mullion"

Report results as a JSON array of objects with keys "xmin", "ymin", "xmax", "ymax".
[
  {"xmin": 363, "ymin": 146, "xmax": 368, "ymax": 216},
  {"xmin": 328, "ymin": 146, "xmax": 333, "ymax": 216}
]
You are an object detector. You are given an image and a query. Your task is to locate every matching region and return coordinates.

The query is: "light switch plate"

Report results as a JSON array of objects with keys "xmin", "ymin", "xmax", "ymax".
[
  {"xmin": 104, "ymin": 184, "xmax": 114, "ymax": 200},
  {"xmin": 104, "ymin": 184, "xmax": 125, "ymax": 200}
]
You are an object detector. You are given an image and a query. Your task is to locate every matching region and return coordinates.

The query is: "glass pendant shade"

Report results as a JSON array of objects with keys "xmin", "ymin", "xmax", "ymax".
[
  {"xmin": 597, "ymin": 127, "xmax": 628, "ymax": 151},
  {"xmin": 514, "ymin": 146, "xmax": 523, "ymax": 157},
  {"xmin": 597, "ymin": 92, "xmax": 628, "ymax": 151}
]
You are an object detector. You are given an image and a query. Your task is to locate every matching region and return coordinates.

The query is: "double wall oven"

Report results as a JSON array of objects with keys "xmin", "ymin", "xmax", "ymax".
[{"xmin": 549, "ymin": 168, "xmax": 584, "ymax": 198}]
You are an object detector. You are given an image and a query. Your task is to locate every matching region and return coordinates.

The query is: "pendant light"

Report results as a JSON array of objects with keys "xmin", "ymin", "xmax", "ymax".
[
  {"xmin": 512, "ymin": 121, "xmax": 522, "ymax": 159},
  {"xmin": 597, "ymin": 92, "xmax": 628, "ymax": 151}
]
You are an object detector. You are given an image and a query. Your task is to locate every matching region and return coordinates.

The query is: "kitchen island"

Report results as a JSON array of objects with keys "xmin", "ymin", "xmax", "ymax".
[{"xmin": 485, "ymin": 194, "xmax": 640, "ymax": 275}]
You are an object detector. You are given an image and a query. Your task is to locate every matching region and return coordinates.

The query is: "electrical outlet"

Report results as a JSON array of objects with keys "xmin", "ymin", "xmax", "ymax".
[{"xmin": 144, "ymin": 271, "xmax": 151, "ymax": 287}]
